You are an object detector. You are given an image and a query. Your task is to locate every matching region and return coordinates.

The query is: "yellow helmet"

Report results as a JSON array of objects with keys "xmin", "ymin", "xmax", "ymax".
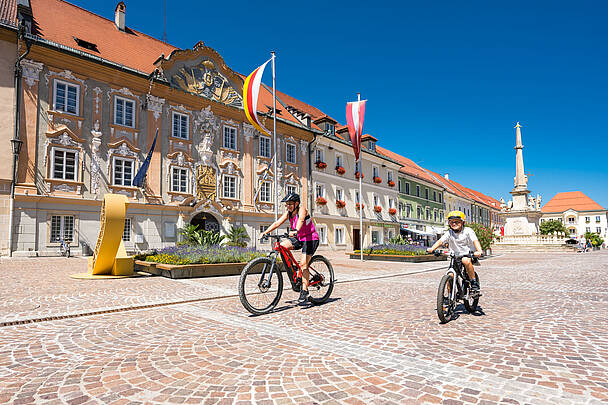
[{"xmin": 447, "ymin": 210, "xmax": 466, "ymax": 222}]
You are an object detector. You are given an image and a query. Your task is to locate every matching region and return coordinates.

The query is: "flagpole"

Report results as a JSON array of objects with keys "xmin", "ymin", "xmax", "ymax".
[
  {"xmin": 271, "ymin": 51, "xmax": 278, "ymax": 222},
  {"xmin": 358, "ymin": 93, "xmax": 363, "ymax": 262}
]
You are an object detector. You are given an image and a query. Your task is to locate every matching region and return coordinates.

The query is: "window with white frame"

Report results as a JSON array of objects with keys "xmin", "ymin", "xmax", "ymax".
[
  {"xmin": 355, "ymin": 190, "xmax": 360, "ymax": 203},
  {"xmin": 399, "ymin": 202, "xmax": 405, "ymax": 216},
  {"xmin": 122, "ymin": 217, "xmax": 131, "ymax": 242},
  {"xmin": 315, "ymin": 148, "xmax": 324, "ymax": 163},
  {"xmin": 172, "ymin": 112, "xmax": 189, "ymax": 139},
  {"xmin": 336, "ymin": 187, "xmax": 344, "ymax": 201},
  {"xmin": 434, "ymin": 210, "xmax": 438, "ymax": 222},
  {"xmin": 596, "ymin": 216, "xmax": 601, "ymax": 223},
  {"xmin": 223, "ymin": 126, "xmax": 237, "ymax": 150},
  {"xmin": 52, "ymin": 148, "xmax": 77, "ymax": 181},
  {"xmin": 54, "ymin": 80, "xmax": 79, "ymax": 115},
  {"xmin": 426, "ymin": 208, "xmax": 431, "ymax": 220},
  {"xmin": 286, "ymin": 143, "xmax": 297, "ymax": 164},
  {"xmin": 114, "ymin": 96, "xmax": 135, "ymax": 127},
  {"xmin": 371, "ymin": 230, "xmax": 380, "ymax": 245},
  {"xmin": 317, "ymin": 225, "xmax": 327, "ymax": 244},
  {"xmin": 438, "ymin": 193, "xmax": 442, "ymax": 203},
  {"xmin": 433, "ymin": 191, "xmax": 437, "ymax": 201},
  {"xmin": 171, "ymin": 167, "xmax": 188, "ymax": 193},
  {"xmin": 417, "ymin": 206, "xmax": 422, "ymax": 219},
  {"xmin": 597, "ymin": 227, "xmax": 602, "ymax": 233},
  {"xmin": 569, "ymin": 228, "xmax": 576, "ymax": 234},
  {"xmin": 260, "ymin": 181, "xmax": 272, "ymax": 202},
  {"xmin": 259, "ymin": 136, "xmax": 271, "ymax": 158},
  {"xmin": 334, "ymin": 227, "xmax": 345, "ymax": 244},
  {"xmin": 416, "ymin": 185, "xmax": 420, "ymax": 197},
  {"xmin": 387, "ymin": 170, "xmax": 393, "ymax": 182},
  {"xmin": 389, "ymin": 198, "xmax": 395, "ymax": 209},
  {"xmin": 425, "ymin": 188, "xmax": 429, "ymax": 200},
  {"xmin": 50, "ymin": 215, "xmax": 74, "ymax": 242},
  {"xmin": 223, "ymin": 174, "xmax": 237, "ymax": 199},
  {"xmin": 372, "ymin": 165, "xmax": 379, "ymax": 179},
  {"xmin": 405, "ymin": 182, "xmax": 410, "ymax": 195},
  {"xmin": 286, "ymin": 184, "xmax": 297, "ymax": 195},
  {"xmin": 325, "ymin": 122, "xmax": 335, "ymax": 136},
  {"xmin": 315, "ymin": 184, "xmax": 326, "ymax": 199},
  {"xmin": 586, "ymin": 227, "xmax": 591, "ymax": 233},
  {"xmin": 335, "ymin": 153, "xmax": 343, "ymax": 168},
  {"xmin": 373, "ymin": 194, "xmax": 379, "ymax": 207},
  {"xmin": 585, "ymin": 216, "xmax": 591, "ymax": 223},
  {"xmin": 113, "ymin": 157, "xmax": 134, "ymax": 186}
]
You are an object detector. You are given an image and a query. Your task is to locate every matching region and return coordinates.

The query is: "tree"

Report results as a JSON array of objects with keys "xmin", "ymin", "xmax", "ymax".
[
  {"xmin": 467, "ymin": 223, "xmax": 495, "ymax": 251},
  {"xmin": 585, "ymin": 232, "xmax": 604, "ymax": 247},
  {"xmin": 539, "ymin": 219, "xmax": 568, "ymax": 235}
]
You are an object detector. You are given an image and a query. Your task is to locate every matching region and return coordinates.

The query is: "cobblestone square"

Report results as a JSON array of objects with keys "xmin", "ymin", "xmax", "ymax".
[{"xmin": 1, "ymin": 250, "xmax": 607, "ymax": 404}]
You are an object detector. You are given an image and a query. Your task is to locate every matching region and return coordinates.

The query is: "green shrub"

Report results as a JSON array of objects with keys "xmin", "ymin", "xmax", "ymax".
[
  {"xmin": 225, "ymin": 225, "xmax": 250, "ymax": 247},
  {"xmin": 585, "ymin": 232, "xmax": 604, "ymax": 247},
  {"xmin": 467, "ymin": 223, "xmax": 495, "ymax": 251},
  {"xmin": 539, "ymin": 219, "xmax": 568, "ymax": 235}
]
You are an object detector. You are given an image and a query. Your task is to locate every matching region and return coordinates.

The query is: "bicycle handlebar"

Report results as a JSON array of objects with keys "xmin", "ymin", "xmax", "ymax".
[{"xmin": 433, "ymin": 250, "xmax": 475, "ymax": 259}]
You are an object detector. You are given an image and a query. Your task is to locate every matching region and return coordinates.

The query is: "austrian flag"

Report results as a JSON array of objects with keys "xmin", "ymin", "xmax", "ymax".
[
  {"xmin": 243, "ymin": 59, "xmax": 272, "ymax": 137},
  {"xmin": 346, "ymin": 100, "xmax": 366, "ymax": 161}
]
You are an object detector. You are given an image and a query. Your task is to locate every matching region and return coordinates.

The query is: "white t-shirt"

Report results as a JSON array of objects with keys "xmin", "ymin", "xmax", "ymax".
[{"xmin": 439, "ymin": 227, "xmax": 479, "ymax": 255}]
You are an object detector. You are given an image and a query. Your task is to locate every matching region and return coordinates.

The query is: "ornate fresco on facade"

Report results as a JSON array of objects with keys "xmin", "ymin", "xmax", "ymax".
[
  {"xmin": 197, "ymin": 165, "xmax": 217, "ymax": 201},
  {"xmin": 171, "ymin": 61, "xmax": 242, "ymax": 108}
]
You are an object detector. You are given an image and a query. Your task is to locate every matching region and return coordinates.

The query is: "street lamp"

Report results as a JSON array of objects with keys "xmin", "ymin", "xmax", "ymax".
[{"xmin": 11, "ymin": 138, "xmax": 23, "ymax": 155}]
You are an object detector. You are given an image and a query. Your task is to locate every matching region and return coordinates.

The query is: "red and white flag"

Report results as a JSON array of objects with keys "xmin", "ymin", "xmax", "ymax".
[
  {"xmin": 243, "ymin": 58, "xmax": 272, "ymax": 137},
  {"xmin": 346, "ymin": 100, "xmax": 366, "ymax": 161}
]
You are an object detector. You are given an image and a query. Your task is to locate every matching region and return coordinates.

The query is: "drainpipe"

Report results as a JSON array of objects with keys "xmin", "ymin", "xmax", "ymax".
[{"xmin": 8, "ymin": 24, "xmax": 32, "ymax": 257}]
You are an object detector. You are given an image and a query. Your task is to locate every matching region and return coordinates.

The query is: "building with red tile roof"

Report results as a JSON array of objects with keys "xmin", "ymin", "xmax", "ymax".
[{"xmin": 541, "ymin": 192, "xmax": 607, "ymax": 239}]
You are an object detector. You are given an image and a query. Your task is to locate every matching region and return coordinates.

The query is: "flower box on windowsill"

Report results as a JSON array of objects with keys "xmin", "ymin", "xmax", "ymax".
[
  {"xmin": 356, "ymin": 203, "xmax": 365, "ymax": 210},
  {"xmin": 355, "ymin": 172, "xmax": 364, "ymax": 179},
  {"xmin": 389, "ymin": 208, "xmax": 397, "ymax": 215},
  {"xmin": 373, "ymin": 177, "xmax": 382, "ymax": 184},
  {"xmin": 336, "ymin": 200, "xmax": 346, "ymax": 209},
  {"xmin": 374, "ymin": 205, "xmax": 382, "ymax": 213},
  {"xmin": 316, "ymin": 197, "xmax": 328, "ymax": 205},
  {"xmin": 315, "ymin": 161, "xmax": 327, "ymax": 169},
  {"xmin": 336, "ymin": 166, "xmax": 346, "ymax": 175},
  {"xmin": 388, "ymin": 180, "xmax": 395, "ymax": 187}
]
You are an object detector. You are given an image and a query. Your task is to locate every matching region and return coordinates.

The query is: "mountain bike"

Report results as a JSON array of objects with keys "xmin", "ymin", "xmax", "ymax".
[
  {"xmin": 238, "ymin": 233, "xmax": 335, "ymax": 315},
  {"xmin": 436, "ymin": 251, "xmax": 480, "ymax": 323},
  {"xmin": 59, "ymin": 238, "xmax": 71, "ymax": 258}
]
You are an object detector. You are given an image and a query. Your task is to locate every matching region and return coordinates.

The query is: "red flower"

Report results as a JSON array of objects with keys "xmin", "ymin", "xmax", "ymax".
[
  {"xmin": 387, "ymin": 180, "xmax": 395, "ymax": 187},
  {"xmin": 374, "ymin": 205, "xmax": 382, "ymax": 213},
  {"xmin": 336, "ymin": 166, "xmax": 346, "ymax": 175},
  {"xmin": 315, "ymin": 197, "xmax": 327, "ymax": 205},
  {"xmin": 355, "ymin": 172, "xmax": 364, "ymax": 179},
  {"xmin": 336, "ymin": 200, "xmax": 346, "ymax": 208},
  {"xmin": 373, "ymin": 176, "xmax": 382, "ymax": 184},
  {"xmin": 356, "ymin": 203, "xmax": 365, "ymax": 210},
  {"xmin": 315, "ymin": 161, "xmax": 327, "ymax": 169},
  {"xmin": 389, "ymin": 208, "xmax": 397, "ymax": 215}
]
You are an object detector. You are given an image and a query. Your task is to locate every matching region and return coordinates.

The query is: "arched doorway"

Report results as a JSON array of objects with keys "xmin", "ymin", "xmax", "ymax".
[{"xmin": 191, "ymin": 212, "xmax": 220, "ymax": 233}]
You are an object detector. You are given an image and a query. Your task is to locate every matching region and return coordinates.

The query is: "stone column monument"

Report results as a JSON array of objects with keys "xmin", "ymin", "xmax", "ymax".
[{"xmin": 501, "ymin": 122, "xmax": 542, "ymax": 236}]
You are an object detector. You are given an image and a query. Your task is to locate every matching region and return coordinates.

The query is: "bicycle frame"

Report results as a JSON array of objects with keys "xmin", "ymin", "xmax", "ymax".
[{"xmin": 446, "ymin": 253, "xmax": 469, "ymax": 301}]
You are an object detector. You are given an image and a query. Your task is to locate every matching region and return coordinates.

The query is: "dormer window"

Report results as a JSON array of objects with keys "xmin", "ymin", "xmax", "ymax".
[
  {"xmin": 325, "ymin": 123, "xmax": 335, "ymax": 136},
  {"xmin": 368, "ymin": 141, "xmax": 375, "ymax": 152}
]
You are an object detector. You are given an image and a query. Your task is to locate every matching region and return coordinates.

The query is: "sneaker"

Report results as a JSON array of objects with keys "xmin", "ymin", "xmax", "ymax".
[
  {"xmin": 470, "ymin": 280, "xmax": 482, "ymax": 298},
  {"xmin": 297, "ymin": 289, "xmax": 309, "ymax": 304}
]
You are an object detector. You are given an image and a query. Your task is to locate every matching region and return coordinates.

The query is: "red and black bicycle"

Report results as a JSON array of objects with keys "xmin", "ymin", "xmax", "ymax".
[{"xmin": 238, "ymin": 233, "xmax": 335, "ymax": 315}]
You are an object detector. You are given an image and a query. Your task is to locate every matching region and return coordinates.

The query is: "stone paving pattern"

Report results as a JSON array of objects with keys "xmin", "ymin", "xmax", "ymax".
[{"xmin": 0, "ymin": 250, "xmax": 607, "ymax": 404}]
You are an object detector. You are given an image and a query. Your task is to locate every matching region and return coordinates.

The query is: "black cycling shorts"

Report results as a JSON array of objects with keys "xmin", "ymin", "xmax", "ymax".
[{"xmin": 288, "ymin": 237, "xmax": 319, "ymax": 256}]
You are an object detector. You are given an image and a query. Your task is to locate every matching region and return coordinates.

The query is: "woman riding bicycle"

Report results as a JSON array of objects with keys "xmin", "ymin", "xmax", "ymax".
[{"xmin": 261, "ymin": 192, "xmax": 319, "ymax": 304}]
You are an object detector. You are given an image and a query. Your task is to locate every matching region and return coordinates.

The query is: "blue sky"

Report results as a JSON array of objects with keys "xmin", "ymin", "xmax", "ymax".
[{"xmin": 81, "ymin": 1, "xmax": 607, "ymax": 207}]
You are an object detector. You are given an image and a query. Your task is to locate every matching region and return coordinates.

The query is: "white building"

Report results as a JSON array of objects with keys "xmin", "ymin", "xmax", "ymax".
[{"xmin": 541, "ymin": 191, "xmax": 607, "ymax": 240}]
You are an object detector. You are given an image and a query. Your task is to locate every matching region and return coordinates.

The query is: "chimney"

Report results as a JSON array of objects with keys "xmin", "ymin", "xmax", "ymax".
[
  {"xmin": 444, "ymin": 173, "xmax": 449, "ymax": 180},
  {"xmin": 115, "ymin": 2, "xmax": 126, "ymax": 31}
]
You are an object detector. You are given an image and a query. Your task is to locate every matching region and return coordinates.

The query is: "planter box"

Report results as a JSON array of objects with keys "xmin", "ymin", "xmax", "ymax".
[
  {"xmin": 346, "ymin": 253, "xmax": 447, "ymax": 263},
  {"xmin": 135, "ymin": 260, "xmax": 247, "ymax": 279}
]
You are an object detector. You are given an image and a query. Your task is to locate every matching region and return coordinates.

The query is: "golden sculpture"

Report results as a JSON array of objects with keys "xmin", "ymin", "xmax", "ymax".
[
  {"xmin": 197, "ymin": 165, "xmax": 217, "ymax": 201},
  {"xmin": 172, "ymin": 60, "xmax": 241, "ymax": 107}
]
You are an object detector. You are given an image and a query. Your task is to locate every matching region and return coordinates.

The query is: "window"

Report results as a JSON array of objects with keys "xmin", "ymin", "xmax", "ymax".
[
  {"xmin": 286, "ymin": 184, "xmax": 297, "ymax": 195},
  {"xmin": 586, "ymin": 227, "xmax": 591, "ymax": 233},
  {"xmin": 52, "ymin": 149, "xmax": 77, "ymax": 180},
  {"xmin": 223, "ymin": 174, "xmax": 237, "ymax": 199},
  {"xmin": 122, "ymin": 218, "xmax": 131, "ymax": 242},
  {"xmin": 568, "ymin": 218, "xmax": 575, "ymax": 224},
  {"xmin": 260, "ymin": 181, "xmax": 272, "ymax": 202},
  {"xmin": 387, "ymin": 171, "xmax": 393, "ymax": 182},
  {"xmin": 336, "ymin": 188, "xmax": 344, "ymax": 201},
  {"xmin": 372, "ymin": 166, "xmax": 379, "ymax": 179},
  {"xmin": 114, "ymin": 96, "xmax": 135, "ymax": 127},
  {"xmin": 596, "ymin": 216, "xmax": 601, "ymax": 223},
  {"xmin": 433, "ymin": 191, "xmax": 436, "ymax": 201},
  {"xmin": 371, "ymin": 230, "xmax": 380, "ymax": 245},
  {"xmin": 54, "ymin": 80, "xmax": 79, "ymax": 115},
  {"xmin": 317, "ymin": 226, "xmax": 327, "ymax": 244},
  {"xmin": 325, "ymin": 122, "xmax": 335, "ymax": 136},
  {"xmin": 398, "ymin": 180, "xmax": 402, "ymax": 193},
  {"xmin": 426, "ymin": 208, "xmax": 431, "ymax": 220},
  {"xmin": 172, "ymin": 112, "xmax": 189, "ymax": 139},
  {"xmin": 407, "ymin": 204, "xmax": 412, "ymax": 218},
  {"xmin": 50, "ymin": 215, "xmax": 74, "ymax": 242},
  {"xmin": 355, "ymin": 191, "xmax": 360, "ymax": 203},
  {"xmin": 171, "ymin": 167, "xmax": 188, "ymax": 193},
  {"xmin": 315, "ymin": 148, "xmax": 324, "ymax": 163},
  {"xmin": 399, "ymin": 202, "xmax": 405, "ymax": 217},
  {"xmin": 405, "ymin": 182, "xmax": 410, "ymax": 195},
  {"xmin": 439, "ymin": 193, "xmax": 442, "ymax": 203},
  {"xmin": 368, "ymin": 142, "xmax": 376, "ymax": 152},
  {"xmin": 259, "ymin": 136, "xmax": 271, "ymax": 158},
  {"xmin": 585, "ymin": 216, "xmax": 590, "ymax": 223},
  {"xmin": 388, "ymin": 199, "xmax": 395, "ymax": 209},
  {"xmin": 425, "ymin": 188, "xmax": 429, "ymax": 200},
  {"xmin": 597, "ymin": 227, "xmax": 602, "ymax": 233},
  {"xmin": 315, "ymin": 184, "xmax": 326, "ymax": 199},
  {"xmin": 223, "ymin": 126, "xmax": 237, "ymax": 150},
  {"xmin": 416, "ymin": 185, "xmax": 420, "ymax": 197},
  {"xmin": 335, "ymin": 154, "xmax": 343, "ymax": 168},
  {"xmin": 434, "ymin": 210, "xmax": 438, "ymax": 222},
  {"xmin": 113, "ymin": 157, "xmax": 133, "ymax": 186},
  {"xmin": 417, "ymin": 206, "xmax": 422, "ymax": 219},
  {"xmin": 569, "ymin": 228, "xmax": 576, "ymax": 234},
  {"xmin": 286, "ymin": 143, "xmax": 297, "ymax": 164},
  {"xmin": 373, "ymin": 194, "xmax": 379, "ymax": 206},
  {"xmin": 335, "ymin": 227, "xmax": 345, "ymax": 244}
]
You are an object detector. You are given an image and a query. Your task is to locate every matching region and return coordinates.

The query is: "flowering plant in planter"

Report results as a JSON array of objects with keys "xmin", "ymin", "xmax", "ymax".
[
  {"xmin": 315, "ymin": 161, "xmax": 327, "ymax": 169},
  {"xmin": 373, "ymin": 176, "xmax": 382, "ymax": 184},
  {"xmin": 315, "ymin": 196, "xmax": 328, "ymax": 205},
  {"xmin": 387, "ymin": 180, "xmax": 395, "ymax": 187},
  {"xmin": 374, "ymin": 205, "xmax": 382, "ymax": 213},
  {"xmin": 356, "ymin": 203, "xmax": 365, "ymax": 210},
  {"xmin": 336, "ymin": 200, "xmax": 346, "ymax": 208},
  {"xmin": 336, "ymin": 166, "xmax": 346, "ymax": 175},
  {"xmin": 388, "ymin": 208, "xmax": 397, "ymax": 215},
  {"xmin": 355, "ymin": 171, "xmax": 364, "ymax": 179}
]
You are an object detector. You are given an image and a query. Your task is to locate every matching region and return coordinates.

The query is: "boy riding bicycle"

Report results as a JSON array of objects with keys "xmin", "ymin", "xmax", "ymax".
[{"xmin": 427, "ymin": 210, "xmax": 483, "ymax": 296}]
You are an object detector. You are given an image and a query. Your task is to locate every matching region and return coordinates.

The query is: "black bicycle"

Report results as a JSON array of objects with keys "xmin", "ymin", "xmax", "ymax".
[
  {"xmin": 238, "ymin": 234, "xmax": 335, "ymax": 315},
  {"xmin": 436, "ymin": 251, "xmax": 480, "ymax": 323}
]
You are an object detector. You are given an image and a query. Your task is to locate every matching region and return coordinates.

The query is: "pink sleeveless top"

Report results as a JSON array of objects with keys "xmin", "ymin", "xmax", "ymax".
[{"xmin": 289, "ymin": 212, "xmax": 319, "ymax": 242}]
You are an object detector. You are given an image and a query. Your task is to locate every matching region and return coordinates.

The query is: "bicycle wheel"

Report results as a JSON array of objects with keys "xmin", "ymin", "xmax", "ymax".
[
  {"xmin": 437, "ymin": 274, "xmax": 455, "ymax": 324},
  {"xmin": 307, "ymin": 255, "xmax": 334, "ymax": 305},
  {"xmin": 463, "ymin": 272, "xmax": 480, "ymax": 314},
  {"xmin": 238, "ymin": 257, "xmax": 283, "ymax": 315}
]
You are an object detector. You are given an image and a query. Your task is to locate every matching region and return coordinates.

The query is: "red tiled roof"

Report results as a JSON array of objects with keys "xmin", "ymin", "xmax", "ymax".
[
  {"xmin": 375, "ymin": 146, "xmax": 442, "ymax": 187},
  {"xmin": 0, "ymin": 0, "xmax": 16, "ymax": 26},
  {"xmin": 541, "ymin": 191, "xmax": 604, "ymax": 213},
  {"xmin": 30, "ymin": 0, "xmax": 177, "ymax": 73},
  {"xmin": 424, "ymin": 170, "xmax": 469, "ymax": 199},
  {"xmin": 361, "ymin": 134, "xmax": 377, "ymax": 142}
]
